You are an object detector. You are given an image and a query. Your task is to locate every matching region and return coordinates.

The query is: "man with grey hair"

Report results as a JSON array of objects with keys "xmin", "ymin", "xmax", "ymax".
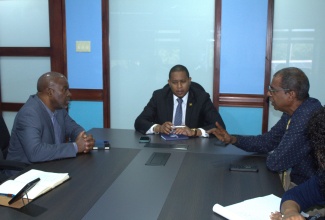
[
  {"xmin": 7, "ymin": 72, "xmax": 95, "ymax": 164},
  {"xmin": 208, "ymin": 67, "xmax": 322, "ymax": 189}
]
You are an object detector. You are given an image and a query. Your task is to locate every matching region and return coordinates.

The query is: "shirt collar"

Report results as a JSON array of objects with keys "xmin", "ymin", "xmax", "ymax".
[
  {"xmin": 36, "ymin": 95, "xmax": 57, "ymax": 118},
  {"xmin": 173, "ymin": 92, "xmax": 189, "ymax": 104}
]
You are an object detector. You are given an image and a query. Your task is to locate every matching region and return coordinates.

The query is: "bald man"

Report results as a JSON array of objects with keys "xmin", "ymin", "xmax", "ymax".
[{"xmin": 7, "ymin": 72, "xmax": 95, "ymax": 164}]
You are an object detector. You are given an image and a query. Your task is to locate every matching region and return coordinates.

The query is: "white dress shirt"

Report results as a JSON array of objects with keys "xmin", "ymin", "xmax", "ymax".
[{"xmin": 147, "ymin": 92, "xmax": 208, "ymax": 137}]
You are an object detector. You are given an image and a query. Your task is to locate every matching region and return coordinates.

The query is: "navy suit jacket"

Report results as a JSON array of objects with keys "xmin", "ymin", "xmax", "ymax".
[
  {"xmin": 7, "ymin": 95, "xmax": 84, "ymax": 164},
  {"xmin": 134, "ymin": 83, "xmax": 225, "ymax": 134}
]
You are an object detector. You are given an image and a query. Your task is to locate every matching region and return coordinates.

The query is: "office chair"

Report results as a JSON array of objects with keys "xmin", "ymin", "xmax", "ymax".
[
  {"xmin": 0, "ymin": 115, "xmax": 27, "ymax": 183},
  {"xmin": 163, "ymin": 81, "xmax": 206, "ymax": 91}
]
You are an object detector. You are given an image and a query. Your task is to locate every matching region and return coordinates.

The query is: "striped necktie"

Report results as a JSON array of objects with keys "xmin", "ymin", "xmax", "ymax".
[{"xmin": 174, "ymin": 98, "xmax": 183, "ymax": 126}]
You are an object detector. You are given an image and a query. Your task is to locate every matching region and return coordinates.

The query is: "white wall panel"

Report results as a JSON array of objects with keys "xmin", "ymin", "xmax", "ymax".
[
  {"xmin": 109, "ymin": 0, "xmax": 215, "ymax": 129},
  {"xmin": 269, "ymin": 0, "xmax": 325, "ymax": 129},
  {"xmin": 0, "ymin": 0, "xmax": 49, "ymax": 47},
  {"xmin": 0, "ymin": 57, "xmax": 51, "ymax": 102}
]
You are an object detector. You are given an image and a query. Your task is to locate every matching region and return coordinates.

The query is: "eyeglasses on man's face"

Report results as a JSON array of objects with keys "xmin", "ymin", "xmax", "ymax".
[{"xmin": 268, "ymin": 85, "xmax": 290, "ymax": 94}]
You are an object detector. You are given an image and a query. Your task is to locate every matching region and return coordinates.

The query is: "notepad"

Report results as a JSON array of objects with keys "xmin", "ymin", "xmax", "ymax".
[
  {"xmin": 212, "ymin": 194, "xmax": 281, "ymax": 220},
  {"xmin": 0, "ymin": 169, "xmax": 69, "ymax": 208},
  {"xmin": 161, "ymin": 133, "xmax": 189, "ymax": 141}
]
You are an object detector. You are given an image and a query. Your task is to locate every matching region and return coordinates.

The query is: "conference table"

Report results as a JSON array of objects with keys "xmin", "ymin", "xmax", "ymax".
[{"xmin": 1, "ymin": 129, "xmax": 284, "ymax": 220}]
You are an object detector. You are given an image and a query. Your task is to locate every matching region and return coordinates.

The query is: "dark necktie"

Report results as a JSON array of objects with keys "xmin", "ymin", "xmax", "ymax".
[
  {"xmin": 174, "ymin": 98, "xmax": 183, "ymax": 126},
  {"xmin": 52, "ymin": 113, "xmax": 61, "ymax": 144}
]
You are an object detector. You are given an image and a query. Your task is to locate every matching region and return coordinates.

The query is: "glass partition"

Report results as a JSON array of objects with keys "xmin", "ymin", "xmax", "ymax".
[
  {"xmin": 0, "ymin": 0, "xmax": 50, "ymax": 47},
  {"xmin": 0, "ymin": 57, "xmax": 51, "ymax": 102},
  {"xmin": 220, "ymin": 0, "xmax": 268, "ymax": 94},
  {"xmin": 109, "ymin": 0, "xmax": 215, "ymax": 129},
  {"xmin": 269, "ymin": 0, "xmax": 325, "ymax": 129},
  {"xmin": 219, "ymin": 107, "xmax": 263, "ymax": 135}
]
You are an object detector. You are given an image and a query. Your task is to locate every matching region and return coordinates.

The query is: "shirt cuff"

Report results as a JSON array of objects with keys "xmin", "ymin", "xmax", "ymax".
[
  {"xmin": 73, "ymin": 142, "xmax": 78, "ymax": 153},
  {"xmin": 198, "ymin": 128, "xmax": 209, "ymax": 137},
  {"xmin": 147, "ymin": 124, "xmax": 158, "ymax": 134}
]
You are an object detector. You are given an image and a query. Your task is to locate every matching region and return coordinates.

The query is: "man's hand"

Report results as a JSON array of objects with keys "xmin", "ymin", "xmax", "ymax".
[
  {"xmin": 173, "ymin": 126, "xmax": 200, "ymax": 137},
  {"xmin": 83, "ymin": 133, "xmax": 95, "ymax": 153},
  {"xmin": 269, "ymin": 211, "xmax": 305, "ymax": 220},
  {"xmin": 269, "ymin": 200, "xmax": 305, "ymax": 220},
  {"xmin": 155, "ymin": 122, "xmax": 173, "ymax": 134},
  {"xmin": 207, "ymin": 122, "xmax": 236, "ymax": 144},
  {"xmin": 75, "ymin": 131, "xmax": 95, "ymax": 153},
  {"xmin": 269, "ymin": 211, "xmax": 282, "ymax": 220}
]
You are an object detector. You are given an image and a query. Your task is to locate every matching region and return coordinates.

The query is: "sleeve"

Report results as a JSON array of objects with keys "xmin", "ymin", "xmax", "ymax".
[
  {"xmin": 62, "ymin": 110, "xmax": 84, "ymax": 141},
  {"xmin": 281, "ymin": 176, "xmax": 325, "ymax": 211},
  {"xmin": 266, "ymin": 111, "xmax": 312, "ymax": 172},
  {"xmin": 16, "ymin": 107, "xmax": 77, "ymax": 163},
  {"xmin": 134, "ymin": 91, "xmax": 159, "ymax": 134},
  {"xmin": 234, "ymin": 114, "xmax": 287, "ymax": 153}
]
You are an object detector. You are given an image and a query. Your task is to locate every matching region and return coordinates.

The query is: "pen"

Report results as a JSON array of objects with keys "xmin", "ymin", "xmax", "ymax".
[{"xmin": 172, "ymin": 125, "xmax": 185, "ymax": 129}]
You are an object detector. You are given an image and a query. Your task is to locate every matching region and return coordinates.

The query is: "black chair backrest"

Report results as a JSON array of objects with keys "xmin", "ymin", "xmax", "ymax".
[
  {"xmin": 163, "ymin": 81, "xmax": 206, "ymax": 92},
  {"xmin": 0, "ymin": 115, "xmax": 10, "ymax": 159},
  {"xmin": 0, "ymin": 115, "xmax": 28, "ymax": 184}
]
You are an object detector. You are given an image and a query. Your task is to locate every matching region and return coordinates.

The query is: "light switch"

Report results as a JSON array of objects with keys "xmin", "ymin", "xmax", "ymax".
[{"xmin": 76, "ymin": 41, "xmax": 91, "ymax": 52}]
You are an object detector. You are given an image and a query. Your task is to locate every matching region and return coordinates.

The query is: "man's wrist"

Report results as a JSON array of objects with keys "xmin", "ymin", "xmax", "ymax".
[
  {"xmin": 154, "ymin": 125, "xmax": 160, "ymax": 134},
  {"xmin": 73, "ymin": 142, "xmax": 78, "ymax": 153},
  {"xmin": 230, "ymin": 136, "xmax": 237, "ymax": 144}
]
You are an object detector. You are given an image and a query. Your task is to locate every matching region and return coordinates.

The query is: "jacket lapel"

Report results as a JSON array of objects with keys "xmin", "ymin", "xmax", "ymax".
[
  {"xmin": 166, "ymin": 92, "xmax": 174, "ymax": 122},
  {"xmin": 185, "ymin": 89, "xmax": 196, "ymax": 126},
  {"xmin": 34, "ymin": 95, "xmax": 56, "ymax": 143}
]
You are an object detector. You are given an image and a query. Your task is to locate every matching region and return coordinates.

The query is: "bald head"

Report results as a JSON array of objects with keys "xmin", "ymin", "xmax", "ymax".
[
  {"xmin": 37, "ymin": 72, "xmax": 66, "ymax": 92},
  {"xmin": 36, "ymin": 72, "xmax": 71, "ymax": 111}
]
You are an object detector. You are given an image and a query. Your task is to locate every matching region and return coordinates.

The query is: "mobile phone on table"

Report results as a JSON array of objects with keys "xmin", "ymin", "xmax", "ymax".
[
  {"xmin": 139, "ymin": 136, "xmax": 150, "ymax": 143},
  {"xmin": 8, "ymin": 177, "xmax": 40, "ymax": 205},
  {"xmin": 229, "ymin": 164, "xmax": 259, "ymax": 172},
  {"xmin": 93, "ymin": 140, "xmax": 110, "ymax": 150}
]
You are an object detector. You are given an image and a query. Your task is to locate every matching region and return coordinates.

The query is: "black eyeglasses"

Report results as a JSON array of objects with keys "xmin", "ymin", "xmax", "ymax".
[{"xmin": 268, "ymin": 86, "xmax": 290, "ymax": 93}]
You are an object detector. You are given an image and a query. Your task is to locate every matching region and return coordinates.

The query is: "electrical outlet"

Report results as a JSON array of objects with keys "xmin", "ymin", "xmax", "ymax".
[{"xmin": 76, "ymin": 41, "xmax": 91, "ymax": 52}]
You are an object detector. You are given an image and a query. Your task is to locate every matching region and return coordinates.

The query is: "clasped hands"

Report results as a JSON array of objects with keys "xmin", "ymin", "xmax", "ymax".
[
  {"xmin": 155, "ymin": 122, "xmax": 196, "ymax": 136},
  {"xmin": 76, "ymin": 131, "xmax": 95, "ymax": 153}
]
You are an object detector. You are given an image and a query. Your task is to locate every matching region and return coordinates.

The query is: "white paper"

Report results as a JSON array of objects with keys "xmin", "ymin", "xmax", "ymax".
[
  {"xmin": 212, "ymin": 194, "xmax": 281, "ymax": 220},
  {"xmin": 213, "ymin": 204, "xmax": 245, "ymax": 220}
]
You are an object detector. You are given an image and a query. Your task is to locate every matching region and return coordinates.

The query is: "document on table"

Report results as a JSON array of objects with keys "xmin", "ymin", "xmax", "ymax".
[{"xmin": 212, "ymin": 194, "xmax": 281, "ymax": 220}]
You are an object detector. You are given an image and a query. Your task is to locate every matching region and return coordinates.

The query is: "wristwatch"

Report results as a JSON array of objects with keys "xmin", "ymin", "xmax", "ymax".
[{"xmin": 191, "ymin": 128, "xmax": 197, "ymax": 137}]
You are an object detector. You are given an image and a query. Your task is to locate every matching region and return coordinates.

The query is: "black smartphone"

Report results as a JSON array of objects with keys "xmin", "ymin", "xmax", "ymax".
[
  {"xmin": 139, "ymin": 136, "xmax": 150, "ymax": 143},
  {"xmin": 93, "ymin": 140, "xmax": 110, "ymax": 150},
  {"xmin": 8, "ymin": 177, "xmax": 40, "ymax": 205}
]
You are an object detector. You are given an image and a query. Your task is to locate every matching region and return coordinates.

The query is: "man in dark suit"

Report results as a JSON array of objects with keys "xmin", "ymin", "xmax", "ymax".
[
  {"xmin": 7, "ymin": 72, "xmax": 95, "ymax": 164},
  {"xmin": 134, "ymin": 64, "xmax": 225, "ymax": 137}
]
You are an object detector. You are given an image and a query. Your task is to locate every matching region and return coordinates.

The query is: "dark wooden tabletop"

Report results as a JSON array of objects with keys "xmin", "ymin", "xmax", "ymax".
[{"xmin": 1, "ymin": 129, "xmax": 284, "ymax": 220}]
